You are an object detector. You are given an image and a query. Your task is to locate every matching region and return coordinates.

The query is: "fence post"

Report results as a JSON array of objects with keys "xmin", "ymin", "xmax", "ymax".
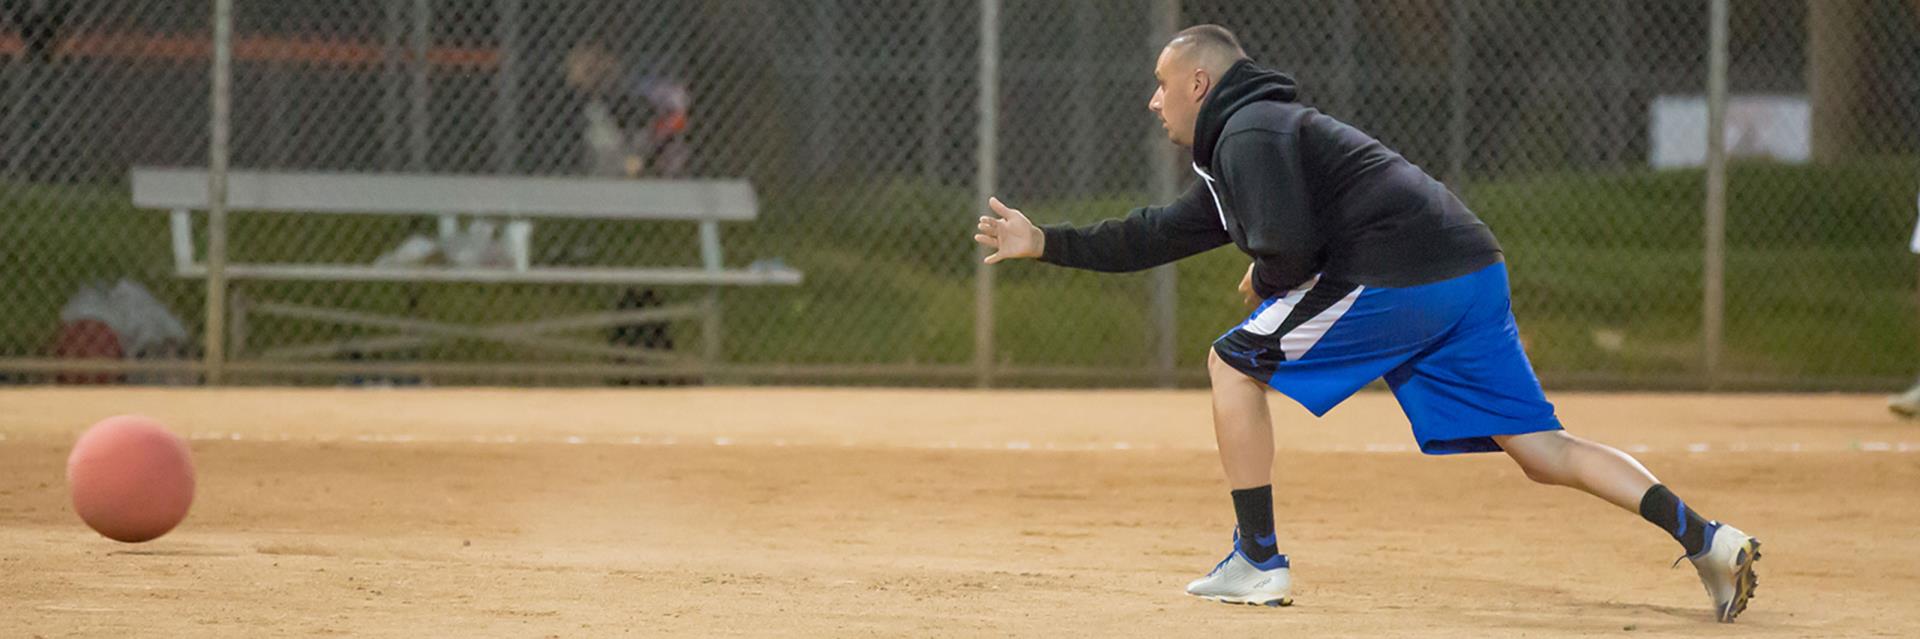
[
  {"xmin": 810, "ymin": 0, "xmax": 839, "ymax": 172},
  {"xmin": 495, "ymin": 0, "xmax": 521, "ymax": 174},
  {"xmin": 973, "ymin": 0, "xmax": 1001, "ymax": 388},
  {"xmin": 1609, "ymin": 0, "xmax": 1632, "ymax": 165},
  {"xmin": 410, "ymin": 0, "xmax": 431, "ymax": 171},
  {"xmin": 1149, "ymin": 0, "xmax": 1180, "ymax": 388},
  {"xmin": 924, "ymin": 0, "xmax": 948, "ymax": 185},
  {"xmin": 1447, "ymin": 0, "xmax": 1471, "ymax": 185},
  {"xmin": 205, "ymin": 0, "xmax": 234, "ymax": 385},
  {"xmin": 1069, "ymin": 2, "xmax": 1095, "ymax": 195},
  {"xmin": 383, "ymin": 2, "xmax": 404, "ymax": 169},
  {"xmin": 1703, "ymin": 0, "xmax": 1729, "ymax": 388}
]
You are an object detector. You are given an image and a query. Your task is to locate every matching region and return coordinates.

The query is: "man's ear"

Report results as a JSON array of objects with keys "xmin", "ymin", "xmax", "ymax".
[{"xmin": 1191, "ymin": 69, "xmax": 1211, "ymax": 102}]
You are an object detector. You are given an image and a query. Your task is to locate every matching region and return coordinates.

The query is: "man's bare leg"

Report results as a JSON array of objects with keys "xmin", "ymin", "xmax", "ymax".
[
  {"xmin": 1209, "ymin": 349, "xmax": 1273, "ymax": 490},
  {"xmin": 1496, "ymin": 429, "xmax": 1759, "ymax": 622},
  {"xmin": 1494, "ymin": 430, "xmax": 1655, "ymax": 511},
  {"xmin": 1183, "ymin": 349, "xmax": 1293, "ymax": 607}
]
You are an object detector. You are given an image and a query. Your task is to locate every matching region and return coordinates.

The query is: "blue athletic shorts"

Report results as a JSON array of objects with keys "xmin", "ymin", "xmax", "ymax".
[{"xmin": 1212, "ymin": 261, "xmax": 1562, "ymax": 455}]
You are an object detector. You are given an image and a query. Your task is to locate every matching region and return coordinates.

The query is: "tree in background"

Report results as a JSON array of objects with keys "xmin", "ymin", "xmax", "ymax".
[{"xmin": 1807, "ymin": 0, "xmax": 1920, "ymax": 161}]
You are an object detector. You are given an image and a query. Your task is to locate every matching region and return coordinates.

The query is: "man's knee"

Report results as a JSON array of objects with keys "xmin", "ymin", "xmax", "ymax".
[
  {"xmin": 1500, "ymin": 431, "xmax": 1572, "ymax": 485},
  {"xmin": 1516, "ymin": 457, "xmax": 1560, "ymax": 485},
  {"xmin": 1208, "ymin": 346, "xmax": 1270, "ymax": 398},
  {"xmin": 1206, "ymin": 346, "xmax": 1242, "ymax": 380}
]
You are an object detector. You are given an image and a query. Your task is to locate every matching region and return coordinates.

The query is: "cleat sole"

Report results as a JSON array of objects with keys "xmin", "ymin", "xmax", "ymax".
[{"xmin": 1719, "ymin": 538, "xmax": 1761, "ymax": 623}]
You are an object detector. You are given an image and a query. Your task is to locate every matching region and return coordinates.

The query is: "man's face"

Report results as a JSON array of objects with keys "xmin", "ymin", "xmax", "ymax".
[{"xmin": 1148, "ymin": 46, "xmax": 1208, "ymax": 148}]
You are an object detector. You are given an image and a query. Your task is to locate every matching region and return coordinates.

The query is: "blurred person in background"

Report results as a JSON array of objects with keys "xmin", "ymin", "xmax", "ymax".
[
  {"xmin": 565, "ymin": 41, "xmax": 694, "ymax": 382},
  {"xmin": 565, "ymin": 41, "xmax": 692, "ymax": 179},
  {"xmin": 1889, "ymin": 189, "xmax": 1920, "ymax": 417}
]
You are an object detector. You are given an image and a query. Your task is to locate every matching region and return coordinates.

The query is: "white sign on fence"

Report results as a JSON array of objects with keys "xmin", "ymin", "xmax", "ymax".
[{"xmin": 1649, "ymin": 94, "xmax": 1811, "ymax": 169}]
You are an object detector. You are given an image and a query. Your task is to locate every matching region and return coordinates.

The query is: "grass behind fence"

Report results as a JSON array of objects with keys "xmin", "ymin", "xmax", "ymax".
[{"xmin": 2, "ymin": 158, "xmax": 1913, "ymax": 387}]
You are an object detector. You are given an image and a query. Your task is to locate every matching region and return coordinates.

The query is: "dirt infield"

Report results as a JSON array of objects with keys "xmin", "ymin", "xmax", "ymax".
[{"xmin": 3, "ymin": 388, "xmax": 1918, "ymax": 637}]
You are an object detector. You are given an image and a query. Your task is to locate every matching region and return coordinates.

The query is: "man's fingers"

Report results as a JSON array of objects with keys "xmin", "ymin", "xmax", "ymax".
[
  {"xmin": 987, "ymin": 197, "xmax": 1010, "ymax": 218},
  {"xmin": 982, "ymin": 198, "xmax": 1031, "ymax": 265},
  {"xmin": 987, "ymin": 197, "xmax": 1029, "ymax": 224}
]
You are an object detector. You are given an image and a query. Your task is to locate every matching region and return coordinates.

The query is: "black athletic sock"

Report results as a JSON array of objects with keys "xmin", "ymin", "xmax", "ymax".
[
  {"xmin": 1639, "ymin": 484, "xmax": 1712, "ymax": 556},
  {"xmin": 1230, "ymin": 485, "xmax": 1279, "ymax": 563}
]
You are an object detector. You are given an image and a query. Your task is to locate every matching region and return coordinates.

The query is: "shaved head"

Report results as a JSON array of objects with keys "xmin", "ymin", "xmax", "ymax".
[
  {"xmin": 1148, "ymin": 24, "xmax": 1249, "ymax": 147},
  {"xmin": 1165, "ymin": 24, "xmax": 1248, "ymax": 79}
]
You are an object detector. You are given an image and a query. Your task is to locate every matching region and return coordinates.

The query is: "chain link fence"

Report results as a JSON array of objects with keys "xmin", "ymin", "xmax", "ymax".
[{"xmin": 3, "ymin": 0, "xmax": 1917, "ymax": 389}]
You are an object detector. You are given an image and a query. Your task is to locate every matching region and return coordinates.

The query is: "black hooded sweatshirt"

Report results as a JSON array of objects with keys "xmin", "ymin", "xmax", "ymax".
[{"xmin": 1037, "ymin": 60, "xmax": 1502, "ymax": 299}]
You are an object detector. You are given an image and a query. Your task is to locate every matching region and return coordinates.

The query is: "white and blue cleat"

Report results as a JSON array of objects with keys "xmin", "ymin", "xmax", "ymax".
[
  {"xmin": 1186, "ymin": 532, "xmax": 1293, "ymax": 607},
  {"xmin": 1889, "ymin": 384, "xmax": 1920, "ymax": 418}
]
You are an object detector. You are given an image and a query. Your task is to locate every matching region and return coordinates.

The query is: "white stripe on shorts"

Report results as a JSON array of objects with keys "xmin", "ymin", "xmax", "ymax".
[
  {"xmin": 1278, "ymin": 285, "xmax": 1364, "ymax": 360},
  {"xmin": 1240, "ymin": 275, "xmax": 1367, "ymax": 360},
  {"xmin": 1243, "ymin": 275, "xmax": 1320, "ymax": 336}
]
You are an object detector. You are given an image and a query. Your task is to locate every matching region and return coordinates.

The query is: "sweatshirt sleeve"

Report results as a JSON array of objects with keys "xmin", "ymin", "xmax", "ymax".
[
  {"xmin": 1034, "ymin": 181, "xmax": 1231, "ymax": 272},
  {"xmin": 1217, "ymin": 129, "xmax": 1322, "ymax": 298}
]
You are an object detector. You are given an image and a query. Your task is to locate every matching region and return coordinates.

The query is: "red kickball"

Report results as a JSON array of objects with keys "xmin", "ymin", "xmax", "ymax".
[{"xmin": 66, "ymin": 415, "xmax": 196, "ymax": 543}]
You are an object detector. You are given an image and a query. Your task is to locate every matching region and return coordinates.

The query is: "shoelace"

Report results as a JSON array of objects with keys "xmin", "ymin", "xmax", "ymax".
[{"xmin": 1208, "ymin": 550, "xmax": 1235, "ymax": 576}]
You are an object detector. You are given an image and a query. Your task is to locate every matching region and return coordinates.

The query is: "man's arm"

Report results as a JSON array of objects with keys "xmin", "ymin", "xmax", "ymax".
[
  {"xmin": 1027, "ymin": 181, "xmax": 1231, "ymax": 272},
  {"xmin": 974, "ymin": 183, "xmax": 1229, "ymax": 270}
]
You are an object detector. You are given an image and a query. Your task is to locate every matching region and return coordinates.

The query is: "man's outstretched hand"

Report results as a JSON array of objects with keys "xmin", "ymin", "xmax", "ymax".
[{"xmin": 974, "ymin": 197, "xmax": 1044, "ymax": 264}]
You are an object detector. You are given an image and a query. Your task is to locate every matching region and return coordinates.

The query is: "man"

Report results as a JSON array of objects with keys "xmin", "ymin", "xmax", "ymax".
[
  {"xmin": 1887, "ymin": 189, "xmax": 1920, "ymax": 417},
  {"xmin": 971, "ymin": 25, "xmax": 1762, "ymax": 622}
]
